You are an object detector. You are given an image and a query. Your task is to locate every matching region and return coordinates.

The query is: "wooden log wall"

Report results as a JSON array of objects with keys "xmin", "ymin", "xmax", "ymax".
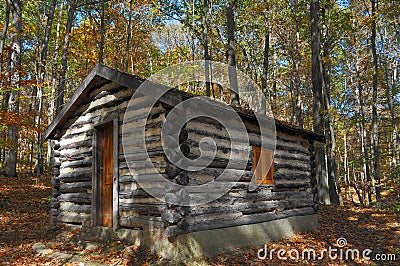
[
  {"xmin": 118, "ymin": 95, "xmax": 168, "ymax": 230},
  {"xmin": 53, "ymin": 81, "xmax": 167, "ymax": 227},
  {"xmin": 162, "ymin": 114, "xmax": 317, "ymax": 237},
  {"xmin": 50, "ymin": 139, "xmax": 61, "ymax": 224}
]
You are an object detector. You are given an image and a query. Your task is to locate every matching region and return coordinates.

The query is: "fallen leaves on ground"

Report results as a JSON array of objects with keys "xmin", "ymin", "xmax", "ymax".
[{"xmin": 0, "ymin": 174, "xmax": 399, "ymax": 265}]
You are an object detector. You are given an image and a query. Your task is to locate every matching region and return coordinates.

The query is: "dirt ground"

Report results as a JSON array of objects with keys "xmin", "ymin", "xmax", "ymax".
[{"xmin": 0, "ymin": 174, "xmax": 399, "ymax": 265}]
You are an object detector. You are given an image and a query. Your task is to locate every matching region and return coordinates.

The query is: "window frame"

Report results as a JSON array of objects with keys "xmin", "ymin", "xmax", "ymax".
[{"xmin": 252, "ymin": 146, "xmax": 274, "ymax": 185}]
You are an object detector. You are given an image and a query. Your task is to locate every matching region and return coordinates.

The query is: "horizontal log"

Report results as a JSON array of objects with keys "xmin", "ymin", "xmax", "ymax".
[
  {"xmin": 187, "ymin": 168, "xmax": 253, "ymax": 184},
  {"xmin": 60, "ymin": 159, "xmax": 92, "ymax": 169},
  {"xmin": 119, "ymin": 188, "xmax": 157, "ymax": 199},
  {"xmin": 119, "ymin": 216, "xmax": 163, "ymax": 229},
  {"xmin": 165, "ymin": 207, "xmax": 315, "ymax": 237},
  {"xmin": 60, "ymin": 130, "xmax": 90, "ymax": 144},
  {"xmin": 119, "ymin": 182, "xmax": 138, "ymax": 191},
  {"xmin": 51, "ymin": 150, "xmax": 61, "ymax": 157},
  {"xmin": 122, "ymin": 126, "xmax": 162, "ymax": 140},
  {"xmin": 186, "ymin": 117, "xmax": 275, "ymax": 139},
  {"xmin": 81, "ymin": 93, "xmax": 132, "ymax": 117},
  {"xmin": 59, "ymin": 181, "xmax": 92, "ymax": 193},
  {"xmin": 274, "ymin": 182, "xmax": 311, "ymax": 189},
  {"xmin": 274, "ymin": 149, "xmax": 309, "ymax": 162},
  {"xmin": 123, "ymin": 104, "xmax": 164, "ymax": 124},
  {"xmin": 62, "ymin": 124, "xmax": 92, "ymax": 140},
  {"xmin": 60, "ymin": 139, "xmax": 92, "ymax": 150},
  {"xmin": 60, "ymin": 151, "xmax": 92, "ymax": 161},
  {"xmin": 119, "ymin": 161, "xmax": 166, "ymax": 170},
  {"xmin": 59, "ymin": 169, "xmax": 92, "ymax": 182},
  {"xmin": 172, "ymin": 156, "xmax": 252, "ymax": 171},
  {"xmin": 185, "ymin": 129, "xmax": 275, "ymax": 152},
  {"xmin": 58, "ymin": 213, "xmax": 91, "ymax": 224},
  {"xmin": 235, "ymin": 198, "xmax": 314, "ymax": 215},
  {"xmin": 119, "ymin": 173, "xmax": 168, "ymax": 184},
  {"xmin": 57, "ymin": 193, "xmax": 91, "ymax": 203},
  {"xmin": 119, "ymin": 197, "xmax": 163, "ymax": 205},
  {"xmin": 123, "ymin": 108, "xmax": 165, "ymax": 126},
  {"xmin": 119, "ymin": 166, "xmax": 166, "ymax": 177},
  {"xmin": 275, "ymin": 142, "xmax": 309, "ymax": 156},
  {"xmin": 161, "ymin": 121, "xmax": 182, "ymax": 135},
  {"xmin": 223, "ymin": 190, "xmax": 313, "ymax": 203},
  {"xmin": 119, "ymin": 175, "xmax": 137, "ymax": 184},
  {"xmin": 120, "ymin": 149, "xmax": 164, "ymax": 162},
  {"xmin": 277, "ymin": 131, "xmax": 309, "ymax": 146},
  {"xmin": 121, "ymin": 140, "xmax": 162, "ymax": 153},
  {"xmin": 124, "ymin": 95, "xmax": 160, "ymax": 112},
  {"xmin": 60, "ymin": 146, "xmax": 92, "ymax": 155},
  {"xmin": 59, "ymin": 203, "xmax": 91, "ymax": 213},
  {"xmin": 274, "ymin": 159, "xmax": 311, "ymax": 172},
  {"xmin": 88, "ymin": 82, "xmax": 130, "ymax": 100},
  {"xmin": 119, "ymin": 202, "xmax": 165, "ymax": 216}
]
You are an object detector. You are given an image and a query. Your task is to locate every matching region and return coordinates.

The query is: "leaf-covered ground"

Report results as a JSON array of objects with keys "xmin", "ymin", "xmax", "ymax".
[{"xmin": 0, "ymin": 174, "xmax": 399, "ymax": 265}]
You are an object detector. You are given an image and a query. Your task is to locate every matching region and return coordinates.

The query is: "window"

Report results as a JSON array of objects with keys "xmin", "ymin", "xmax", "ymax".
[{"xmin": 253, "ymin": 146, "xmax": 274, "ymax": 185}]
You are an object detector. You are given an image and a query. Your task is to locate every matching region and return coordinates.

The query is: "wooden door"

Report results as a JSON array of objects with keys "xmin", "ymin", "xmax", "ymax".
[{"xmin": 99, "ymin": 123, "xmax": 113, "ymax": 227}]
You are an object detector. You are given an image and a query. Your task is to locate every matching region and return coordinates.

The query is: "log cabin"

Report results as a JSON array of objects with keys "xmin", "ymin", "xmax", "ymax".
[{"xmin": 43, "ymin": 64, "xmax": 323, "ymax": 260}]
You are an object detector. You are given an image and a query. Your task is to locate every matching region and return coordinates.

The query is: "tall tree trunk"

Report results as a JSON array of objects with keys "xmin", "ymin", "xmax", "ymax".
[
  {"xmin": 344, "ymin": 129, "xmax": 352, "ymax": 201},
  {"xmin": 4, "ymin": 0, "xmax": 22, "ymax": 177},
  {"xmin": 203, "ymin": 0, "xmax": 211, "ymax": 97},
  {"xmin": 310, "ymin": 0, "xmax": 329, "ymax": 205},
  {"xmin": 0, "ymin": 0, "xmax": 11, "ymax": 53},
  {"xmin": 34, "ymin": 0, "xmax": 57, "ymax": 174},
  {"xmin": 124, "ymin": 0, "xmax": 133, "ymax": 71},
  {"xmin": 386, "ymin": 63, "xmax": 398, "ymax": 199},
  {"xmin": 355, "ymin": 72, "xmax": 372, "ymax": 205},
  {"xmin": 371, "ymin": 0, "xmax": 381, "ymax": 208},
  {"xmin": 261, "ymin": 15, "xmax": 269, "ymax": 114},
  {"xmin": 57, "ymin": 0, "xmax": 77, "ymax": 115},
  {"xmin": 0, "ymin": 0, "xmax": 11, "ymax": 167},
  {"xmin": 293, "ymin": 2, "xmax": 303, "ymax": 128},
  {"xmin": 225, "ymin": 0, "xmax": 239, "ymax": 106},
  {"xmin": 321, "ymin": 1, "xmax": 339, "ymax": 205},
  {"xmin": 310, "ymin": 0, "xmax": 323, "ymax": 135},
  {"xmin": 98, "ymin": 0, "xmax": 105, "ymax": 64}
]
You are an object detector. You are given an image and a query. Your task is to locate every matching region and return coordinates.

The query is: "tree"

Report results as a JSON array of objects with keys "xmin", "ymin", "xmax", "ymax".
[
  {"xmin": 0, "ymin": 0, "xmax": 10, "ymax": 53},
  {"xmin": 4, "ymin": 0, "xmax": 22, "ymax": 177},
  {"xmin": 98, "ymin": 0, "xmax": 105, "ymax": 64},
  {"xmin": 321, "ymin": 0, "xmax": 340, "ymax": 205},
  {"xmin": 203, "ymin": 0, "xmax": 211, "ymax": 97},
  {"xmin": 261, "ymin": 15, "xmax": 269, "ymax": 114},
  {"xmin": 310, "ymin": 0, "xmax": 330, "ymax": 204},
  {"xmin": 226, "ymin": 0, "xmax": 239, "ymax": 106},
  {"xmin": 370, "ymin": 0, "xmax": 381, "ymax": 208},
  {"xmin": 34, "ymin": 0, "xmax": 57, "ymax": 174},
  {"xmin": 57, "ymin": 0, "xmax": 77, "ymax": 115}
]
